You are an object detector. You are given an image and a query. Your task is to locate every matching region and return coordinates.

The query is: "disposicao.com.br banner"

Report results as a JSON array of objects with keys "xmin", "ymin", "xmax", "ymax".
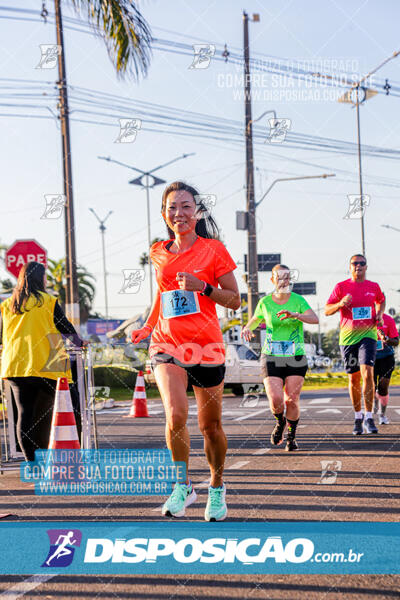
[{"xmin": 0, "ymin": 522, "xmax": 399, "ymax": 574}]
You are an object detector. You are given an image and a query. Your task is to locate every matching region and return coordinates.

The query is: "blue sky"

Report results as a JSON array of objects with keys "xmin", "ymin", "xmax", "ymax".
[{"xmin": 1, "ymin": 0, "xmax": 400, "ymax": 332}]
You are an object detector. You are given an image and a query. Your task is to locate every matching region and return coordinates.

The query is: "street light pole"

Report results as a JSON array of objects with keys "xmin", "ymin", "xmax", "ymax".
[
  {"xmin": 54, "ymin": 0, "xmax": 79, "ymax": 328},
  {"xmin": 339, "ymin": 49, "xmax": 400, "ymax": 257},
  {"xmin": 98, "ymin": 153, "xmax": 195, "ymax": 305},
  {"xmin": 89, "ymin": 209, "xmax": 113, "ymax": 320},
  {"xmin": 255, "ymin": 173, "xmax": 336, "ymax": 208},
  {"xmin": 243, "ymin": 11, "xmax": 259, "ymax": 337}
]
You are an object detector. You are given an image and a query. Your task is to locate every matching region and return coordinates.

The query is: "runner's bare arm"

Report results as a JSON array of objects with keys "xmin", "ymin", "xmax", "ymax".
[
  {"xmin": 277, "ymin": 308, "xmax": 319, "ymax": 323},
  {"xmin": 176, "ymin": 271, "xmax": 240, "ymax": 309},
  {"xmin": 241, "ymin": 315, "xmax": 263, "ymax": 341},
  {"xmin": 382, "ymin": 335, "xmax": 399, "ymax": 347},
  {"xmin": 212, "ymin": 271, "xmax": 241, "ymax": 309},
  {"xmin": 375, "ymin": 298, "xmax": 385, "ymax": 322},
  {"xmin": 131, "ymin": 290, "xmax": 161, "ymax": 344},
  {"xmin": 325, "ymin": 295, "xmax": 352, "ymax": 316}
]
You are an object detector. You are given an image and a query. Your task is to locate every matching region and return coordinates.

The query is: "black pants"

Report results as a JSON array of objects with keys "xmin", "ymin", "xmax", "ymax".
[{"xmin": 5, "ymin": 377, "xmax": 57, "ymax": 462}]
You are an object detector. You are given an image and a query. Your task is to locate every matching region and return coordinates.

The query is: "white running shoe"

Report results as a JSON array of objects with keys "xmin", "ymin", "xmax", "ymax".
[{"xmin": 379, "ymin": 414, "xmax": 390, "ymax": 425}]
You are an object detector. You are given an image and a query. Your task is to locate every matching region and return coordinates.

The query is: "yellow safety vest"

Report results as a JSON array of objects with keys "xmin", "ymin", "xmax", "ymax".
[{"xmin": 0, "ymin": 292, "xmax": 72, "ymax": 382}]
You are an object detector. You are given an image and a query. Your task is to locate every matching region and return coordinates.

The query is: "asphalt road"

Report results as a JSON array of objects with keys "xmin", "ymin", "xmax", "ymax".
[{"xmin": 1, "ymin": 386, "xmax": 400, "ymax": 599}]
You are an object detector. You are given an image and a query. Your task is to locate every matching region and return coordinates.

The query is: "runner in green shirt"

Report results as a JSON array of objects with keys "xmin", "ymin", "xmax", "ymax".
[{"xmin": 241, "ymin": 264, "xmax": 319, "ymax": 451}]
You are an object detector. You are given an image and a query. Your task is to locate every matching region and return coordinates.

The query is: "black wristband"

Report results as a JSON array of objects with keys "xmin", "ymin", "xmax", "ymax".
[{"xmin": 200, "ymin": 283, "xmax": 213, "ymax": 297}]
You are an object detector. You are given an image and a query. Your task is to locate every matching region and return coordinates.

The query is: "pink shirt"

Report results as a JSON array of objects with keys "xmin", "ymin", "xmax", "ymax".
[
  {"xmin": 327, "ymin": 279, "xmax": 385, "ymax": 345},
  {"xmin": 377, "ymin": 313, "xmax": 399, "ymax": 356}
]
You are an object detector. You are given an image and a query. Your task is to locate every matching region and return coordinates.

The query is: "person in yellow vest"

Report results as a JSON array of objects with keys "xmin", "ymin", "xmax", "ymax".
[{"xmin": 0, "ymin": 261, "xmax": 82, "ymax": 461}]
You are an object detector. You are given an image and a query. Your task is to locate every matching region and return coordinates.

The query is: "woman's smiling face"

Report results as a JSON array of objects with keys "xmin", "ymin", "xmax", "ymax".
[{"xmin": 163, "ymin": 190, "xmax": 199, "ymax": 235}]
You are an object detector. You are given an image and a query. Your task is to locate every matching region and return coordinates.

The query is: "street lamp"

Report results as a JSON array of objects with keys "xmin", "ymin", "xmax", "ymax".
[
  {"xmin": 89, "ymin": 208, "xmax": 113, "ymax": 320},
  {"xmin": 338, "ymin": 49, "xmax": 400, "ymax": 256},
  {"xmin": 98, "ymin": 153, "xmax": 195, "ymax": 304},
  {"xmin": 382, "ymin": 224, "xmax": 400, "ymax": 233},
  {"xmin": 255, "ymin": 173, "xmax": 336, "ymax": 208}
]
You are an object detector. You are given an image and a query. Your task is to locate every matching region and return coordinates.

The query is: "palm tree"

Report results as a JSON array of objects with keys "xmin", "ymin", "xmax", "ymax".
[
  {"xmin": 52, "ymin": 0, "xmax": 152, "ymax": 321},
  {"xmin": 0, "ymin": 278, "xmax": 13, "ymax": 294},
  {"xmin": 46, "ymin": 258, "xmax": 96, "ymax": 323},
  {"xmin": 139, "ymin": 237, "xmax": 163, "ymax": 267},
  {"xmin": 61, "ymin": 0, "xmax": 152, "ymax": 79}
]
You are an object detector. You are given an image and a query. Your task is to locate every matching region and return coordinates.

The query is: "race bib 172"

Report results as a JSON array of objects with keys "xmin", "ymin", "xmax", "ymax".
[{"xmin": 161, "ymin": 290, "xmax": 200, "ymax": 319}]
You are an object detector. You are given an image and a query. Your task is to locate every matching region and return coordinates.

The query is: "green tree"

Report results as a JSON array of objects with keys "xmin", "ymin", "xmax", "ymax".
[
  {"xmin": 64, "ymin": 0, "xmax": 152, "ymax": 80},
  {"xmin": 322, "ymin": 327, "xmax": 341, "ymax": 358},
  {"xmin": 139, "ymin": 237, "xmax": 163, "ymax": 267},
  {"xmin": 47, "ymin": 258, "xmax": 96, "ymax": 323}
]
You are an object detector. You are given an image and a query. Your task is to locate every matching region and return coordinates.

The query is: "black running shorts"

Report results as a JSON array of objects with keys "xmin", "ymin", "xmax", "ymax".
[
  {"xmin": 260, "ymin": 353, "xmax": 308, "ymax": 380},
  {"xmin": 340, "ymin": 337, "xmax": 377, "ymax": 374},
  {"xmin": 374, "ymin": 354, "xmax": 395, "ymax": 383},
  {"xmin": 150, "ymin": 353, "xmax": 226, "ymax": 388}
]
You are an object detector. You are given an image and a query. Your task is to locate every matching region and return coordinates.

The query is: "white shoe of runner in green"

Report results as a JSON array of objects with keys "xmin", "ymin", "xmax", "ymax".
[
  {"xmin": 161, "ymin": 482, "xmax": 197, "ymax": 518},
  {"xmin": 204, "ymin": 484, "xmax": 227, "ymax": 521}
]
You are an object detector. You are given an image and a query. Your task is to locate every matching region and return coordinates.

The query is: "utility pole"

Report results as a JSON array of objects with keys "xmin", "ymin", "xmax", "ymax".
[
  {"xmin": 89, "ymin": 209, "xmax": 113, "ymax": 320},
  {"xmin": 243, "ymin": 11, "xmax": 259, "ymax": 345},
  {"xmin": 317, "ymin": 303, "xmax": 322, "ymax": 353},
  {"xmin": 54, "ymin": 0, "xmax": 79, "ymax": 328}
]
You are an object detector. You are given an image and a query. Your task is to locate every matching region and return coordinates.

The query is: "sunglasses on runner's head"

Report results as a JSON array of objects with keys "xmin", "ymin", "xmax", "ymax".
[{"xmin": 351, "ymin": 261, "xmax": 366, "ymax": 266}]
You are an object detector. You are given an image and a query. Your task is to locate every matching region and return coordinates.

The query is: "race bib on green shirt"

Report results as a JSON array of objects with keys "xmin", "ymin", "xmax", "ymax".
[{"xmin": 268, "ymin": 341, "xmax": 295, "ymax": 356}]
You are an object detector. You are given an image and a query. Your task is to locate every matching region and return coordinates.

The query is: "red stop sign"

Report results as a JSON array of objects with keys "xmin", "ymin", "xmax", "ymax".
[{"xmin": 5, "ymin": 239, "xmax": 48, "ymax": 279}]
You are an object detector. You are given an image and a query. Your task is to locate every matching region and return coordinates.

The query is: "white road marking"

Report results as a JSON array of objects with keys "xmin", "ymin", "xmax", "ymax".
[
  {"xmin": 308, "ymin": 398, "xmax": 333, "ymax": 404},
  {"xmin": 227, "ymin": 461, "xmax": 250, "ymax": 470},
  {"xmin": 235, "ymin": 408, "xmax": 268, "ymax": 421},
  {"xmin": 316, "ymin": 409, "xmax": 342, "ymax": 414},
  {"xmin": 196, "ymin": 480, "xmax": 210, "ymax": 489},
  {"xmin": 252, "ymin": 448, "xmax": 271, "ymax": 455},
  {"xmin": 1, "ymin": 575, "xmax": 55, "ymax": 598}
]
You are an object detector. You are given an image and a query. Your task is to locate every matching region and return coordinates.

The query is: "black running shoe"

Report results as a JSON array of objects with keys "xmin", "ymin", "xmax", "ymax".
[
  {"xmin": 363, "ymin": 417, "xmax": 378, "ymax": 434},
  {"xmin": 285, "ymin": 438, "xmax": 299, "ymax": 452},
  {"xmin": 270, "ymin": 417, "xmax": 286, "ymax": 445},
  {"xmin": 352, "ymin": 416, "xmax": 364, "ymax": 435}
]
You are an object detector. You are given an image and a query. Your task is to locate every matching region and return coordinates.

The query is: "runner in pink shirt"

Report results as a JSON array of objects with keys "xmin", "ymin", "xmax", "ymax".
[
  {"xmin": 325, "ymin": 254, "xmax": 385, "ymax": 435},
  {"xmin": 373, "ymin": 313, "xmax": 399, "ymax": 424}
]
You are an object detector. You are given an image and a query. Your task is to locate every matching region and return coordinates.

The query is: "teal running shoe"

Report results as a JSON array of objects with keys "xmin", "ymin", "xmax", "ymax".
[
  {"xmin": 161, "ymin": 482, "xmax": 197, "ymax": 517},
  {"xmin": 205, "ymin": 484, "xmax": 227, "ymax": 521}
]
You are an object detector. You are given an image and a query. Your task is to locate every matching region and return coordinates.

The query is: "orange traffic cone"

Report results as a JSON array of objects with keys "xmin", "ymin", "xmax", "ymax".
[
  {"xmin": 48, "ymin": 377, "xmax": 80, "ymax": 449},
  {"xmin": 125, "ymin": 370, "xmax": 149, "ymax": 418}
]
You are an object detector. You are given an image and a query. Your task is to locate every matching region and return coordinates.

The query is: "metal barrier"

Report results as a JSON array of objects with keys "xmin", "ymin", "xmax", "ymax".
[{"xmin": 0, "ymin": 346, "xmax": 98, "ymax": 466}]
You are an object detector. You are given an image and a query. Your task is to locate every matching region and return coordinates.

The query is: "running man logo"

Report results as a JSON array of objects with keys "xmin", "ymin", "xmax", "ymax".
[
  {"xmin": 115, "ymin": 119, "xmax": 142, "ymax": 143},
  {"xmin": 119, "ymin": 269, "xmax": 145, "ymax": 294},
  {"xmin": 41, "ymin": 194, "xmax": 66, "ymax": 220},
  {"xmin": 319, "ymin": 460, "xmax": 342, "ymax": 485},
  {"xmin": 275, "ymin": 268, "xmax": 299, "ymax": 293},
  {"xmin": 194, "ymin": 194, "xmax": 217, "ymax": 219},
  {"xmin": 36, "ymin": 45, "xmax": 61, "ymax": 69},
  {"xmin": 189, "ymin": 44, "xmax": 216, "ymax": 69},
  {"xmin": 240, "ymin": 384, "xmax": 264, "ymax": 408},
  {"xmin": 267, "ymin": 118, "xmax": 291, "ymax": 143},
  {"xmin": 344, "ymin": 194, "xmax": 370, "ymax": 219},
  {"xmin": 42, "ymin": 529, "xmax": 82, "ymax": 568},
  {"xmin": 89, "ymin": 386, "xmax": 111, "ymax": 409}
]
